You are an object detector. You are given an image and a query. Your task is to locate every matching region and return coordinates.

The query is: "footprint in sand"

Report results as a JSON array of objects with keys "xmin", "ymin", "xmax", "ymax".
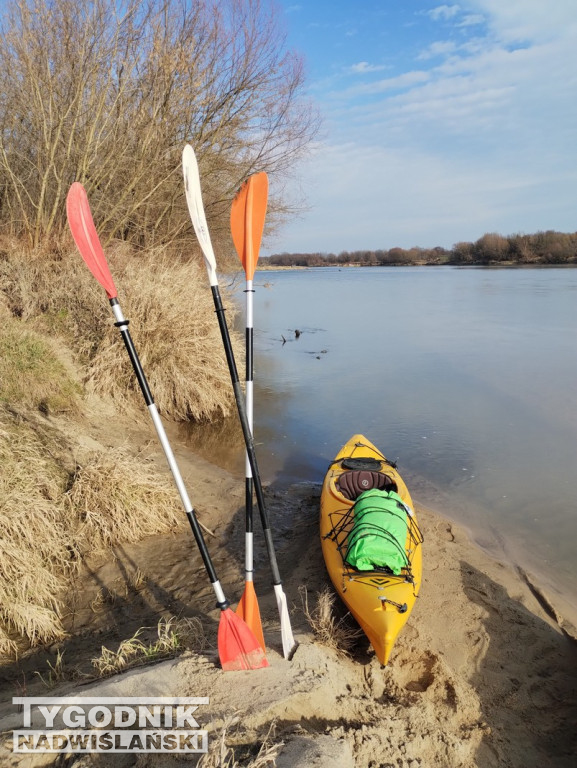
[{"xmin": 398, "ymin": 651, "xmax": 437, "ymax": 692}]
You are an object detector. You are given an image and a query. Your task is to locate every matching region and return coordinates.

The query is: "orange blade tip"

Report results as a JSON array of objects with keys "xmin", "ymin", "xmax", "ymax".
[
  {"xmin": 218, "ymin": 608, "xmax": 268, "ymax": 671},
  {"xmin": 236, "ymin": 583, "xmax": 266, "ymax": 651}
]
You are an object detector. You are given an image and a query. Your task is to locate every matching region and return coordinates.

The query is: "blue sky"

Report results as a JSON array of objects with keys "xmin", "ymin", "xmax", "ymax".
[{"xmin": 266, "ymin": 0, "xmax": 577, "ymax": 254}]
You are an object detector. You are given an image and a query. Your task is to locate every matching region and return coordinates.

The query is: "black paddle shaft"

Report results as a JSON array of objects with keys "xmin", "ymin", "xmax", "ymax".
[
  {"xmin": 211, "ymin": 286, "xmax": 282, "ymax": 586},
  {"xmin": 110, "ymin": 298, "xmax": 226, "ymax": 604},
  {"xmin": 245, "ymin": 323, "xmax": 254, "ymax": 534}
]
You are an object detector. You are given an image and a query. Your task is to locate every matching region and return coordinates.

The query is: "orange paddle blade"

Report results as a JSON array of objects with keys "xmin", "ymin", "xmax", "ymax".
[
  {"xmin": 218, "ymin": 608, "xmax": 268, "ymax": 671},
  {"xmin": 236, "ymin": 581, "xmax": 266, "ymax": 652},
  {"xmin": 231, "ymin": 172, "xmax": 268, "ymax": 280},
  {"xmin": 66, "ymin": 183, "xmax": 117, "ymax": 299}
]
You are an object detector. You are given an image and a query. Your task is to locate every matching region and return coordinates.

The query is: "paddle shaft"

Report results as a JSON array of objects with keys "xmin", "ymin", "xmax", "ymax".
[
  {"xmin": 211, "ymin": 285, "xmax": 282, "ymax": 586},
  {"xmin": 244, "ymin": 182, "xmax": 255, "ymax": 541},
  {"xmin": 109, "ymin": 297, "xmax": 228, "ymax": 608},
  {"xmin": 241, "ymin": 181, "xmax": 256, "ymax": 581},
  {"xmin": 244, "ymin": 279, "xmax": 255, "ymax": 576}
]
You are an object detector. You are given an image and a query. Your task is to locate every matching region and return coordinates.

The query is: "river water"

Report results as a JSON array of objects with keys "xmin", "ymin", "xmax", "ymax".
[{"xmin": 189, "ymin": 266, "xmax": 577, "ymax": 619}]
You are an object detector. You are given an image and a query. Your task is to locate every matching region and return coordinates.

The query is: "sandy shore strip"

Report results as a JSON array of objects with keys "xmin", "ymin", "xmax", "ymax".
[{"xmin": 1, "ymin": 434, "xmax": 576, "ymax": 767}]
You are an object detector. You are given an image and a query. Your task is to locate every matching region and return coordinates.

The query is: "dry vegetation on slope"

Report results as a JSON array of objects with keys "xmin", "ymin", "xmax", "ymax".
[
  {"xmin": 0, "ymin": 239, "xmax": 243, "ymax": 656},
  {"xmin": 0, "ymin": 239, "xmax": 242, "ymax": 421}
]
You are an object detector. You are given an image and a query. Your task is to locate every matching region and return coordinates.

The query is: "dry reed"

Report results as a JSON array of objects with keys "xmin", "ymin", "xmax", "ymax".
[
  {"xmin": 84, "ymin": 246, "xmax": 241, "ymax": 421},
  {"xmin": 64, "ymin": 448, "xmax": 182, "ymax": 556},
  {"xmin": 197, "ymin": 717, "xmax": 283, "ymax": 768},
  {"xmin": 0, "ymin": 407, "xmax": 194, "ymax": 656},
  {"xmin": 299, "ymin": 585, "xmax": 363, "ymax": 656},
  {"xmin": 92, "ymin": 617, "xmax": 206, "ymax": 677},
  {"xmin": 0, "ymin": 240, "xmax": 244, "ymax": 655},
  {"xmin": 0, "ymin": 409, "xmax": 73, "ymax": 655},
  {"xmin": 0, "ymin": 241, "xmax": 242, "ymax": 422}
]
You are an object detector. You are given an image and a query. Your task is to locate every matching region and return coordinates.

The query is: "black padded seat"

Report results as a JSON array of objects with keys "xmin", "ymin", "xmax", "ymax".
[{"xmin": 336, "ymin": 470, "xmax": 398, "ymax": 501}]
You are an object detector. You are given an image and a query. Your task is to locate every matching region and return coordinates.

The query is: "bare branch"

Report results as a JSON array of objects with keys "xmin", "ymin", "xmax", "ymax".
[{"xmin": 0, "ymin": 0, "xmax": 320, "ymax": 250}]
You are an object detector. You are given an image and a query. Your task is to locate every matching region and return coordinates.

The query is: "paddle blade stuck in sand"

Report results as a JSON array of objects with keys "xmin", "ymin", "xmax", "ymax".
[
  {"xmin": 236, "ymin": 580, "xmax": 266, "ymax": 651},
  {"xmin": 219, "ymin": 608, "xmax": 268, "ymax": 671}
]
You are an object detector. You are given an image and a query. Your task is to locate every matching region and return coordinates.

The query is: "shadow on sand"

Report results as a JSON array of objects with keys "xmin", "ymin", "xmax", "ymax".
[{"xmin": 461, "ymin": 561, "xmax": 577, "ymax": 768}]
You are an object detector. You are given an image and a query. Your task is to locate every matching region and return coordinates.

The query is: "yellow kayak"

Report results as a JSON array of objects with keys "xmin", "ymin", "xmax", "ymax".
[{"xmin": 320, "ymin": 434, "xmax": 423, "ymax": 665}]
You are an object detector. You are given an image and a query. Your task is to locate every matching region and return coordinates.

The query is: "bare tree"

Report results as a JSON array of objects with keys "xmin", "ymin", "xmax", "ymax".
[{"xmin": 0, "ymin": 0, "xmax": 319, "ymax": 249}]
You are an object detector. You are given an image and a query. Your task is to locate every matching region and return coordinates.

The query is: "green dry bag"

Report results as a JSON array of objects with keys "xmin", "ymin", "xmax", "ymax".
[{"xmin": 344, "ymin": 489, "xmax": 409, "ymax": 574}]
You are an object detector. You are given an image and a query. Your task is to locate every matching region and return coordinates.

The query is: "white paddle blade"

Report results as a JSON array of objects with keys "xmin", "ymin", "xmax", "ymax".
[
  {"xmin": 274, "ymin": 584, "xmax": 297, "ymax": 659},
  {"xmin": 182, "ymin": 144, "xmax": 218, "ymax": 285}
]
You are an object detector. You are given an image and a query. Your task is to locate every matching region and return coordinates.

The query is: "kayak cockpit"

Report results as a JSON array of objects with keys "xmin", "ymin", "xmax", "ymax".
[{"xmin": 336, "ymin": 468, "xmax": 398, "ymax": 500}]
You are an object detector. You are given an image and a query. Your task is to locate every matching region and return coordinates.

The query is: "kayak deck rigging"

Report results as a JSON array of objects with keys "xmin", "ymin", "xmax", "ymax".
[{"xmin": 323, "ymin": 501, "xmax": 423, "ymax": 597}]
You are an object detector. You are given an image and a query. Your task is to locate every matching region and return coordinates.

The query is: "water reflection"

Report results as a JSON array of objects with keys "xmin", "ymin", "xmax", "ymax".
[{"xmin": 176, "ymin": 416, "xmax": 245, "ymax": 476}]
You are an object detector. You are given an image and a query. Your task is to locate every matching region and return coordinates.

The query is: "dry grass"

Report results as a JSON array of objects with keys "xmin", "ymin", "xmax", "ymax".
[
  {"xmin": 0, "ymin": 405, "xmax": 192, "ymax": 657},
  {"xmin": 92, "ymin": 616, "xmax": 206, "ymax": 678},
  {"xmin": 35, "ymin": 650, "xmax": 67, "ymax": 689},
  {"xmin": 0, "ymin": 311, "xmax": 81, "ymax": 414},
  {"xmin": 0, "ymin": 408, "xmax": 74, "ymax": 655},
  {"xmin": 64, "ymin": 448, "xmax": 182, "ymax": 556},
  {"xmin": 299, "ymin": 585, "xmax": 363, "ymax": 656},
  {"xmin": 0, "ymin": 241, "xmax": 242, "ymax": 422},
  {"xmin": 197, "ymin": 717, "xmax": 283, "ymax": 768},
  {"xmin": 85, "ymin": 246, "xmax": 241, "ymax": 421},
  {"xmin": 0, "ymin": 239, "xmax": 245, "ymax": 655}
]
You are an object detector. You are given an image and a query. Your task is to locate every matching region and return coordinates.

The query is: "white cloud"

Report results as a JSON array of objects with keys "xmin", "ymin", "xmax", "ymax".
[
  {"xmin": 418, "ymin": 41, "xmax": 458, "ymax": 60},
  {"xmin": 457, "ymin": 14, "xmax": 485, "ymax": 27},
  {"xmin": 428, "ymin": 5, "xmax": 461, "ymax": 22},
  {"xmin": 349, "ymin": 61, "xmax": 387, "ymax": 75},
  {"xmin": 337, "ymin": 3, "xmax": 577, "ymax": 156},
  {"xmin": 465, "ymin": 0, "xmax": 577, "ymax": 42},
  {"xmin": 340, "ymin": 70, "xmax": 431, "ymax": 98},
  {"xmin": 267, "ymin": 136, "xmax": 576, "ymax": 254}
]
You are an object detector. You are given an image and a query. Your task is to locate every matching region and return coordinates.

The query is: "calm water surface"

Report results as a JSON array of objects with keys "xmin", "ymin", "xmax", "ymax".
[{"xmin": 189, "ymin": 266, "xmax": 577, "ymax": 617}]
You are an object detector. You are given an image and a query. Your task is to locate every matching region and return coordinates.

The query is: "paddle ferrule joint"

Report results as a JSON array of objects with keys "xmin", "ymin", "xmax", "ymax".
[
  {"xmin": 213, "ymin": 581, "xmax": 229, "ymax": 610},
  {"xmin": 244, "ymin": 532, "xmax": 254, "ymax": 577},
  {"xmin": 109, "ymin": 299, "xmax": 156, "ymax": 406},
  {"xmin": 109, "ymin": 297, "xmax": 125, "ymax": 324}
]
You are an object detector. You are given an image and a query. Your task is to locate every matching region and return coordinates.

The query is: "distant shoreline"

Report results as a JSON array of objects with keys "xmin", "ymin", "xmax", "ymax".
[
  {"xmin": 260, "ymin": 230, "xmax": 577, "ymax": 269},
  {"xmin": 257, "ymin": 261, "xmax": 577, "ymax": 270}
]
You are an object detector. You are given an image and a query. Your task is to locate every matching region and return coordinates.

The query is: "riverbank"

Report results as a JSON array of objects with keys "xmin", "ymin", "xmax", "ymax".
[{"xmin": 1, "ymin": 418, "xmax": 576, "ymax": 767}]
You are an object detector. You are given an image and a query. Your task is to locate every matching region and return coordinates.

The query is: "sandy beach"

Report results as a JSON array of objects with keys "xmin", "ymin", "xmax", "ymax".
[{"xmin": 1, "ymin": 417, "xmax": 576, "ymax": 768}]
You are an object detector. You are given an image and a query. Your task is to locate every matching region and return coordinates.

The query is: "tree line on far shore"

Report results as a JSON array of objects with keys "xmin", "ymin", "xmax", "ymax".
[{"xmin": 264, "ymin": 230, "xmax": 577, "ymax": 267}]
